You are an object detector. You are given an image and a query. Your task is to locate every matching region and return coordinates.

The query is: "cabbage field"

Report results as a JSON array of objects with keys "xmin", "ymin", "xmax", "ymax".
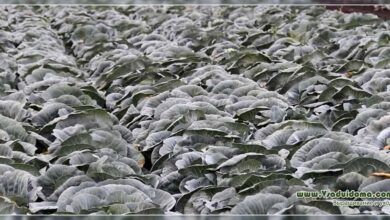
[{"xmin": 1, "ymin": 4, "xmax": 390, "ymax": 215}]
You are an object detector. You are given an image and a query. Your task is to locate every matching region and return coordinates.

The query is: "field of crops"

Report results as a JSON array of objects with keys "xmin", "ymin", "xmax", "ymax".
[{"xmin": 0, "ymin": 5, "xmax": 390, "ymax": 215}]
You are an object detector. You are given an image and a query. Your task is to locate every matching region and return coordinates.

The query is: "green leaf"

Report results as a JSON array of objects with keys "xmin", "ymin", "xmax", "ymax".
[{"xmin": 231, "ymin": 193, "xmax": 287, "ymax": 214}]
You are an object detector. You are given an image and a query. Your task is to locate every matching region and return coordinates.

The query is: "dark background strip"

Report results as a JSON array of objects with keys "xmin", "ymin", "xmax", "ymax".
[{"xmin": 0, "ymin": 0, "xmax": 389, "ymax": 4}]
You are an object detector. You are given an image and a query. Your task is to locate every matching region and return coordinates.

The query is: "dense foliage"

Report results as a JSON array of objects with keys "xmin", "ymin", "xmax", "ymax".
[{"xmin": 0, "ymin": 5, "xmax": 390, "ymax": 215}]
